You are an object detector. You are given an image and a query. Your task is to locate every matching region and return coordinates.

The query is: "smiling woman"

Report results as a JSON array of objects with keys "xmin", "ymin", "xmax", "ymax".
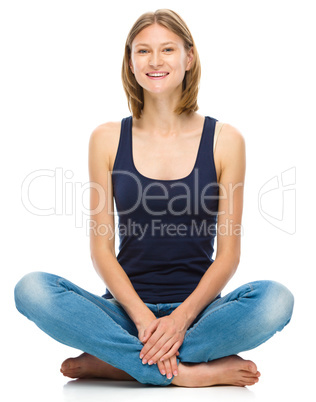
[
  {"xmin": 121, "ymin": 10, "xmax": 200, "ymax": 119},
  {"xmin": 14, "ymin": 8, "xmax": 294, "ymax": 389}
]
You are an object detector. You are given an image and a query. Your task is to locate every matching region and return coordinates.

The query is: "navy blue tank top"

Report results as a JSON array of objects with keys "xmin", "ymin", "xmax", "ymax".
[{"xmin": 103, "ymin": 115, "xmax": 219, "ymax": 303}]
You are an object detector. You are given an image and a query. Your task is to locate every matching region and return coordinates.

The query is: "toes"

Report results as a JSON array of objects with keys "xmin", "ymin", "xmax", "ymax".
[
  {"xmin": 241, "ymin": 376, "xmax": 259, "ymax": 386},
  {"xmin": 61, "ymin": 358, "xmax": 74, "ymax": 371},
  {"xmin": 61, "ymin": 369, "xmax": 77, "ymax": 379},
  {"xmin": 240, "ymin": 372, "xmax": 260, "ymax": 382},
  {"xmin": 239, "ymin": 359, "xmax": 257, "ymax": 374},
  {"xmin": 240, "ymin": 369, "xmax": 260, "ymax": 376},
  {"xmin": 250, "ymin": 377, "xmax": 259, "ymax": 385},
  {"xmin": 60, "ymin": 358, "xmax": 82, "ymax": 379},
  {"xmin": 60, "ymin": 367, "xmax": 83, "ymax": 379},
  {"xmin": 248, "ymin": 363, "xmax": 257, "ymax": 373}
]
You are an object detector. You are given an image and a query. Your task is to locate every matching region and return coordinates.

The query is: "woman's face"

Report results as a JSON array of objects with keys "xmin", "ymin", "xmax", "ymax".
[{"xmin": 129, "ymin": 23, "xmax": 193, "ymax": 95}]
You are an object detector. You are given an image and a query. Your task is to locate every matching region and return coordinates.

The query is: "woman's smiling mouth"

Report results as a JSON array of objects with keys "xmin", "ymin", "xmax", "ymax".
[{"xmin": 146, "ymin": 72, "xmax": 169, "ymax": 79}]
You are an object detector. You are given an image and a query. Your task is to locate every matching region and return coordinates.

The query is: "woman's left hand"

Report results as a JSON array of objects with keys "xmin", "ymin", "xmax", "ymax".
[{"xmin": 139, "ymin": 313, "xmax": 187, "ymax": 365}]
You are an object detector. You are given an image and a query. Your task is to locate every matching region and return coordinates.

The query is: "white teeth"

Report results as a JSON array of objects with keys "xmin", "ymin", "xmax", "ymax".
[{"xmin": 147, "ymin": 73, "xmax": 168, "ymax": 77}]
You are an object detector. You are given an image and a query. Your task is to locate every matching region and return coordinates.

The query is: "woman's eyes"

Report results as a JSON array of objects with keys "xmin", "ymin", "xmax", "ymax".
[{"xmin": 138, "ymin": 48, "xmax": 174, "ymax": 54}]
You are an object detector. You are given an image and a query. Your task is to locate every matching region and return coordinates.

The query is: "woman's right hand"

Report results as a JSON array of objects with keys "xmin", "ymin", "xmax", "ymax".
[{"xmin": 137, "ymin": 317, "xmax": 179, "ymax": 378}]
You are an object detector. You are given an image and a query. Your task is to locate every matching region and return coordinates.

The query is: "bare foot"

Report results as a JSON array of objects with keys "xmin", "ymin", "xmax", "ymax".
[
  {"xmin": 60, "ymin": 353, "xmax": 135, "ymax": 381},
  {"xmin": 172, "ymin": 355, "xmax": 261, "ymax": 387}
]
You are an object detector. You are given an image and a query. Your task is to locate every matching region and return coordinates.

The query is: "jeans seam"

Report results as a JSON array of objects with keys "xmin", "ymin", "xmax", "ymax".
[
  {"xmin": 72, "ymin": 291, "xmax": 141, "ymax": 343},
  {"xmin": 57, "ymin": 278, "xmax": 133, "ymax": 325},
  {"xmin": 56, "ymin": 278, "xmax": 141, "ymax": 345}
]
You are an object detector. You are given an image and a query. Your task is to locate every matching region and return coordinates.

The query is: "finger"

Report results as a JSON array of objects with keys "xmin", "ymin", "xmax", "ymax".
[
  {"xmin": 140, "ymin": 331, "xmax": 165, "ymax": 361},
  {"xmin": 157, "ymin": 360, "xmax": 166, "ymax": 376},
  {"xmin": 144, "ymin": 335, "xmax": 174, "ymax": 364},
  {"xmin": 160, "ymin": 341, "xmax": 182, "ymax": 362},
  {"xmin": 147, "ymin": 335, "xmax": 183, "ymax": 364},
  {"xmin": 163, "ymin": 358, "xmax": 173, "ymax": 380},
  {"xmin": 140, "ymin": 322, "xmax": 163, "ymax": 357},
  {"xmin": 142, "ymin": 329, "xmax": 176, "ymax": 362},
  {"xmin": 142, "ymin": 320, "xmax": 159, "ymax": 343},
  {"xmin": 170, "ymin": 355, "xmax": 178, "ymax": 377}
]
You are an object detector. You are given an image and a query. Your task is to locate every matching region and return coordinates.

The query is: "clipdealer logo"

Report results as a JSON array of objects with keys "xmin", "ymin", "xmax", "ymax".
[
  {"xmin": 20, "ymin": 166, "xmax": 243, "ymax": 237},
  {"xmin": 258, "ymin": 167, "xmax": 296, "ymax": 235}
]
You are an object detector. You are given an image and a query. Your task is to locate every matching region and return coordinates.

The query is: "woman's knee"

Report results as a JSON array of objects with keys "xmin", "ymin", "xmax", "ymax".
[
  {"xmin": 253, "ymin": 280, "xmax": 294, "ymax": 330},
  {"xmin": 14, "ymin": 271, "xmax": 51, "ymax": 317}
]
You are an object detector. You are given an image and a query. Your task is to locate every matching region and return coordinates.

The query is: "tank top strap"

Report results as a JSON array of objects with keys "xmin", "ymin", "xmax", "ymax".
[
  {"xmin": 112, "ymin": 116, "xmax": 133, "ymax": 173},
  {"xmin": 197, "ymin": 116, "xmax": 218, "ymax": 170}
]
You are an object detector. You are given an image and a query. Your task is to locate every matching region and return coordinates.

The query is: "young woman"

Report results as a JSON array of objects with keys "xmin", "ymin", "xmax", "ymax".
[{"xmin": 14, "ymin": 9, "xmax": 294, "ymax": 388}]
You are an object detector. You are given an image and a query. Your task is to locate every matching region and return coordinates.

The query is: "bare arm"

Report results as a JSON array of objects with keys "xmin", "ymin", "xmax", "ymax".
[{"xmin": 88, "ymin": 123, "xmax": 155, "ymax": 328}]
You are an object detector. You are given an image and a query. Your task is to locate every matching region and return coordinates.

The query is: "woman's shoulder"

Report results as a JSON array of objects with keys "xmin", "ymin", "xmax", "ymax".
[
  {"xmin": 214, "ymin": 121, "xmax": 246, "ymax": 180},
  {"xmin": 215, "ymin": 120, "xmax": 245, "ymax": 156},
  {"xmin": 216, "ymin": 120, "xmax": 245, "ymax": 144},
  {"xmin": 89, "ymin": 120, "xmax": 123, "ymax": 170},
  {"xmin": 89, "ymin": 120, "xmax": 122, "ymax": 151},
  {"xmin": 90, "ymin": 120, "xmax": 122, "ymax": 140}
]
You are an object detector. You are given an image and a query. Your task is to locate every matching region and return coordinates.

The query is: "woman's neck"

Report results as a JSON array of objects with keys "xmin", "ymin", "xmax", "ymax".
[{"xmin": 138, "ymin": 89, "xmax": 189, "ymax": 134}]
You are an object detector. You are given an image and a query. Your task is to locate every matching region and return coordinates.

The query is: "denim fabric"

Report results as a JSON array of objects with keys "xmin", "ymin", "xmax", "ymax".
[{"xmin": 14, "ymin": 272, "xmax": 294, "ymax": 386}]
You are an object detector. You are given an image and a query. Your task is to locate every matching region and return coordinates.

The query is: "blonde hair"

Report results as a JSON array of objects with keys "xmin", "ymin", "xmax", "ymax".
[{"xmin": 121, "ymin": 9, "xmax": 201, "ymax": 119}]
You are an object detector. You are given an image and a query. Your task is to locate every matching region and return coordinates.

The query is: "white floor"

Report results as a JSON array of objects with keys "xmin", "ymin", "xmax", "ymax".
[{"xmin": 4, "ymin": 365, "xmax": 310, "ymax": 402}]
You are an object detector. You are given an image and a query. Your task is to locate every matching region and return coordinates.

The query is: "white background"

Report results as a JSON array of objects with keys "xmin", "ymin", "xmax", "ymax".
[{"xmin": 1, "ymin": 0, "xmax": 315, "ymax": 401}]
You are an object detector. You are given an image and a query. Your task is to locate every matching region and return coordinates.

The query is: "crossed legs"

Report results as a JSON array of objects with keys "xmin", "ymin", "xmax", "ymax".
[{"xmin": 14, "ymin": 272, "xmax": 294, "ymax": 387}]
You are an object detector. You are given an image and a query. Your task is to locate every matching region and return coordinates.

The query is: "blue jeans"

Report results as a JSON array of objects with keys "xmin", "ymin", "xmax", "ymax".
[{"xmin": 14, "ymin": 272, "xmax": 294, "ymax": 386}]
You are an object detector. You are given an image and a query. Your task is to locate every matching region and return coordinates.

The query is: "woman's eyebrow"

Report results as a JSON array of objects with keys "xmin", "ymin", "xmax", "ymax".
[{"xmin": 134, "ymin": 41, "xmax": 178, "ymax": 48}]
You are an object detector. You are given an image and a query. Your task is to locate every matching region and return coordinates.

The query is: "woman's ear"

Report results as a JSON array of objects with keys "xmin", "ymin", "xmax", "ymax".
[{"xmin": 186, "ymin": 47, "xmax": 194, "ymax": 71}]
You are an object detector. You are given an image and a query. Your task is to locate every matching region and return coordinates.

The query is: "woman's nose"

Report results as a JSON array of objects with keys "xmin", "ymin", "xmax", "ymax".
[{"xmin": 149, "ymin": 51, "xmax": 163, "ymax": 68}]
